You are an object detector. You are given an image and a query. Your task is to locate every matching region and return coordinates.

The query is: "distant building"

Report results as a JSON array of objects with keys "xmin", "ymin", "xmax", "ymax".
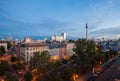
[
  {"xmin": 51, "ymin": 32, "xmax": 66, "ymax": 42},
  {"xmin": 101, "ymin": 39, "xmax": 120, "ymax": 52},
  {"xmin": 109, "ymin": 42, "xmax": 119, "ymax": 52},
  {"xmin": 7, "ymin": 36, "xmax": 13, "ymax": 42},
  {"xmin": 101, "ymin": 42, "xmax": 109, "ymax": 52},
  {"xmin": 49, "ymin": 48, "xmax": 59, "ymax": 60},
  {"xmin": 14, "ymin": 39, "xmax": 21, "ymax": 44},
  {"xmin": 62, "ymin": 32, "xmax": 66, "ymax": 41},
  {"xmin": 49, "ymin": 42, "xmax": 75, "ymax": 60},
  {"xmin": 49, "ymin": 43, "xmax": 66, "ymax": 60},
  {"xmin": 24, "ymin": 37, "xmax": 31, "ymax": 43},
  {"xmin": 0, "ymin": 41, "xmax": 7, "ymax": 51},
  {"xmin": 17, "ymin": 37, "xmax": 75, "ymax": 63},
  {"xmin": 24, "ymin": 37, "xmax": 46, "ymax": 43}
]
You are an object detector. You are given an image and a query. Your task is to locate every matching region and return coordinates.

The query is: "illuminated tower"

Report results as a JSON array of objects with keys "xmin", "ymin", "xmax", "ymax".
[{"xmin": 85, "ymin": 20, "xmax": 88, "ymax": 40}]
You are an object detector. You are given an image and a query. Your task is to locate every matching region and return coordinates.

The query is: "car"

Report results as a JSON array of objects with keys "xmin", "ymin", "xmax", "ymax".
[
  {"xmin": 87, "ymin": 76, "xmax": 97, "ymax": 81},
  {"xmin": 94, "ymin": 71, "xmax": 101, "ymax": 76}
]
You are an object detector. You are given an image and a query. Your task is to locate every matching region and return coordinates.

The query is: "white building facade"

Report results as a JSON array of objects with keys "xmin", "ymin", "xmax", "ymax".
[
  {"xmin": 17, "ymin": 37, "xmax": 49, "ymax": 63},
  {"xmin": 18, "ymin": 43, "xmax": 49, "ymax": 63},
  {"xmin": 0, "ymin": 42, "xmax": 7, "ymax": 51}
]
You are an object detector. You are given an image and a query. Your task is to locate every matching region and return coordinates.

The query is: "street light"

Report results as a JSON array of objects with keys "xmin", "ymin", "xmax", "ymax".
[
  {"xmin": 1, "ymin": 79, "xmax": 4, "ymax": 81},
  {"xmin": 73, "ymin": 74, "xmax": 79, "ymax": 81},
  {"xmin": 99, "ymin": 61, "xmax": 102, "ymax": 65}
]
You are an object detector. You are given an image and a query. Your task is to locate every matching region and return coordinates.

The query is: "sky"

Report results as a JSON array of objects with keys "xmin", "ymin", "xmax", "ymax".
[{"xmin": 0, "ymin": 0, "xmax": 120, "ymax": 39}]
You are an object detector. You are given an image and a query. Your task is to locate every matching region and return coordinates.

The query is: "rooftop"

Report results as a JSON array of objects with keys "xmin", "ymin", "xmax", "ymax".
[
  {"xmin": 0, "ymin": 41, "xmax": 7, "ymax": 43},
  {"xmin": 19, "ymin": 43, "xmax": 48, "ymax": 47}
]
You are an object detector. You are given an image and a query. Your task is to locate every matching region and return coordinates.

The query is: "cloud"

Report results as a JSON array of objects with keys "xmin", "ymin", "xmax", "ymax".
[
  {"xmin": 0, "ymin": 10, "xmax": 69, "ymax": 36},
  {"xmin": 87, "ymin": 0, "xmax": 120, "ymax": 36},
  {"xmin": 89, "ymin": 26, "xmax": 120, "ymax": 39},
  {"xmin": 0, "ymin": 6, "xmax": 72, "ymax": 36}
]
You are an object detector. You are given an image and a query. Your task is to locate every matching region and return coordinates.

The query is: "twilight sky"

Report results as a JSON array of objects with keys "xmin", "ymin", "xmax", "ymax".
[{"xmin": 0, "ymin": 0, "xmax": 120, "ymax": 39}]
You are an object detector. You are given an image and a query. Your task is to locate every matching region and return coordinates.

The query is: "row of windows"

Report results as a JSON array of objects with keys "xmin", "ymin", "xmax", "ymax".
[
  {"xmin": 25, "ymin": 47, "xmax": 48, "ymax": 51},
  {"xmin": 25, "ymin": 50, "xmax": 45, "ymax": 55}
]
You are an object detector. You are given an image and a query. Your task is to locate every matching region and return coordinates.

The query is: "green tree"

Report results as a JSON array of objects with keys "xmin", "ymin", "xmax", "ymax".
[
  {"xmin": 86, "ymin": 40, "xmax": 99, "ymax": 68},
  {"xmin": 61, "ymin": 67, "xmax": 74, "ymax": 81},
  {"xmin": 72, "ymin": 39, "xmax": 106, "ymax": 73},
  {"xmin": 12, "ymin": 61, "xmax": 24, "ymax": 70},
  {"xmin": 53, "ymin": 61, "xmax": 63, "ymax": 69},
  {"xmin": 70, "ymin": 54, "xmax": 77, "ymax": 64},
  {"xmin": 5, "ymin": 72, "xmax": 18, "ymax": 81},
  {"xmin": 24, "ymin": 71, "xmax": 32, "ymax": 81},
  {"xmin": 61, "ymin": 58, "xmax": 68, "ymax": 64},
  {"xmin": 50, "ymin": 72, "xmax": 63, "ymax": 81},
  {"xmin": 0, "ymin": 50, "xmax": 2, "ymax": 56},
  {"xmin": 0, "ymin": 61, "xmax": 10, "ymax": 76},
  {"xmin": 0, "ymin": 45, "xmax": 6, "ymax": 56},
  {"xmin": 30, "ymin": 51, "xmax": 51, "ymax": 69},
  {"xmin": 68, "ymin": 40, "xmax": 76, "ymax": 43},
  {"xmin": 30, "ymin": 51, "xmax": 55, "ymax": 81},
  {"xmin": 7, "ymin": 41, "xmax": 12, "ymax": 50},
  {"xmin": 109, "ymin": 50, "xmax": 117, "ymax": 57},
  {"xmin": 72, "ymin": 39, "xmax": 90, "ymax": 73},
  {"xmin": 10, "ymin": 55, "xmax": 17, "ymax": 63}
]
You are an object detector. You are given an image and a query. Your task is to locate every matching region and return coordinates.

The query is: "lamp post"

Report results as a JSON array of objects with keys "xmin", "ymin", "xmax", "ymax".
[{"xmin": 73, "ymin": 74, "xmax": 79, "ymax": 81}]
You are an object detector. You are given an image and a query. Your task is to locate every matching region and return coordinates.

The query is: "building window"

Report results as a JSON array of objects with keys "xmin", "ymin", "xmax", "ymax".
[
  {"xmin": 27, "ymin": 52, "xmax": 29, "ymax": 55},
  {"xmin": 33, "ymin": 48, "xmax": 35, "ymax": 50},
  {"xmin": 26, "ymin": 48, "xmax": 29, "ymax": 51}
]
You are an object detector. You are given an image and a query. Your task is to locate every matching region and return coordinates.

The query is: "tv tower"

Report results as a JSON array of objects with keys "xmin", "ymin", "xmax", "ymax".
[{"xmin": 85, "ymin": 19, "xmax": 88, "ymax": 41}]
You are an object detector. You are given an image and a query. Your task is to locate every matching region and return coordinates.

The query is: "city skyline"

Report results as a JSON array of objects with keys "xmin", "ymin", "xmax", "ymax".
[{"xmin": 0, "ymin": 0, "xmax": 120, "ymax": 39}]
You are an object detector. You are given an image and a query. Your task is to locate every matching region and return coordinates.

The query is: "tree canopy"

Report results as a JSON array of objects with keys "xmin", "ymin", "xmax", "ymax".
[
  {"xmin": 24, "ymin": 71, "xmax": 32, "ymax": 81},
  {"xmin": 30, "ymin": 51, "xmax": 75, "ymax": 81},
  {"xmin": 0, "ymin": 61, "xmax": 10, "ymax": 76},
  {"xmin": 30, "ymin": 51, "xmax": 51, "ymax": 69},
  {"xmin": 7, "ymin": 41, "xmax": 12, "ymax": 50},
  {"xmin": 5, "ymin": 72, "xmax": 18, "ymax": 81},
  {"xmin": 72, "ymin": 39, "xmax": 106, "ymax": 73},
  {"xmin": 0, "ymin": 45, "xmax": 6, "ymax": 56}
]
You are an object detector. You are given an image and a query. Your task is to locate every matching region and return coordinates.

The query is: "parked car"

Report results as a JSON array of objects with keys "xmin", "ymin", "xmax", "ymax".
[
  {"xmin": 94, "ymin": 70, "xmax": 101, "ymax": 76},
  {"xmin": 87, "ymin": 76, "xmax": 97, "ymax": 81}
]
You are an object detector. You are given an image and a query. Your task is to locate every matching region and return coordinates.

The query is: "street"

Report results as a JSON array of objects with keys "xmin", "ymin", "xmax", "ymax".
[
  {"xmin": 76, "ymin": 56, "xmax": 120, "ymax": 81},
  {"xmin": 96, "ymin": 56, "xmax": 120, "ymax": 81}
]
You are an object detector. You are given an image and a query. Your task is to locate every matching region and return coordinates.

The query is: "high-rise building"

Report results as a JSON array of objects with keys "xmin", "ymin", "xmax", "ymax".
[
  {"xmin": 62, "ymin": 32, "xmax": 66, "ymax": 41},
  {"xmin": 51, "ymin": 32, "xmax": 66, "ymax": 42}
]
